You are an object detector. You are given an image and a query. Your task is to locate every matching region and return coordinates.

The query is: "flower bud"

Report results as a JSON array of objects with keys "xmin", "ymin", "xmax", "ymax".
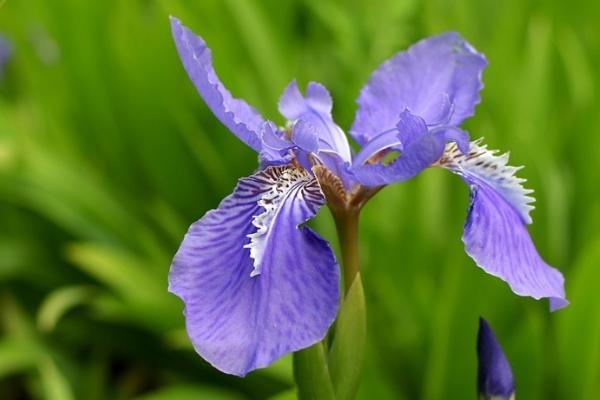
[{"xmin": 477, "ymin": 318, "xmax": 515, "ymax": 400}]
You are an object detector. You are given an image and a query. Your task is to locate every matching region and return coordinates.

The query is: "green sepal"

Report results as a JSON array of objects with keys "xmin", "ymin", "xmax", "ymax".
[
  {"xmin": 293, "ymin": 341, "xmax": 336, "ymax": 400},
  {"xmin": 329, "ymin": 273, "xmax": 367, "ymax": 400}
]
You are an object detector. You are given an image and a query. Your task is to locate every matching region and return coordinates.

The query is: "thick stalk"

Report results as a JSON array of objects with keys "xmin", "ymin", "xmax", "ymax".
[{"xmin": 333, "ymin": 209, "xmax": 360, "ymax": 294}]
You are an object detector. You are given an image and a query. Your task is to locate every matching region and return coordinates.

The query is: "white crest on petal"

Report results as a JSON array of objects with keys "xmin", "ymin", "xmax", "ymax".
[
  {"xmin": 437, "ymin": 139, "xmax": 535, "ymax": 224},
  {"xmin": 244, "ymin": 166, "xmax": 324, "ymax": 277}
]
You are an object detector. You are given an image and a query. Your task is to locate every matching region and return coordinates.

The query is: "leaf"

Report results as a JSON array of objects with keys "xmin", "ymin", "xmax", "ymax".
[
  {"xmin": 293, "ymin": 342, "xmax": 335, "ymax": 400},
  {"xmin": 328, "ymin": 273, "xmax": 367, "ymax": 400},
  {"xmin": 38, "ymin": 355, "xmax": 76, "ymax": 400},
  {"xmin": 133, "ymin": 384, "xmax": 244, "ymax": 400},
  {"xmin": 262, "ymin": 354, "xmax": 294, "ymax": 384},
  {"xmin": 557, "ymin": 237, "xmax": 600, "ymax": 399},
  {"xmin": 65, "ymin": 242, "xmax": 181, "ymax": 332},
  {"xmin": 0, "ymin": 336, "xmax": 41, "ymax": 378},
  {"xmin": 65, "ymin": 242, "xmax": 162, "ymax": 304},
  {"xmin": 268, "ymin": 388, "xmax": 297, "ymax": 400},
  {"xmin": 37, "ymin": 285, "xmax": 97, "ymax": 332}
]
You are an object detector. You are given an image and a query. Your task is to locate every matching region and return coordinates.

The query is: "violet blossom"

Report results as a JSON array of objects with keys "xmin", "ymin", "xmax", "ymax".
[{"xmin": 168, "ymin": 17, "xmax": 567, "ymax": 377}]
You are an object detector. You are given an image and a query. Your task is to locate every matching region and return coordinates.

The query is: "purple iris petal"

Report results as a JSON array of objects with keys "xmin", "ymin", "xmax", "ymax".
[
  {"xmin": 291, "ymin": 119, "xmax": 320, "ymax": 154},
  {"xmin": 477, "ymin": 318, "xmax": 515, "ymax": 399},
  {"xmin": 426, "ymin": 93, "xmax": 454, "ymax": 127},
  {"xmin": 439, "ymin": 141, "xmax": 568, "ymax": 310},
  {"xmin": 169, "ymin": 166, "xmax": 340, "ymax": 376},
  {"xmin": 350, "ymin": 32, "xmax": 487, "ymax": 145},
  {"xmin": 396, "ymin": 108, "xmax": 428, "ymax": 147},
  {"xmin": 463, "ymin": 178, "xmax": 567, "ymax": 310},
  {"xmin": 170, "ymin": 17, "xmax": 265, "ymax": 152},
  {"xmin": 279, "ymin": 80, "xmax": 352, "ymax": 162},
  {"xmin": 351, "ymin": 129, "xmax": 403, "ymax": 167},
  {"xmin": 259, "ymin": 122, "xmax": 294, "ymax": 167},
  {"xmin": 437, "ymin": 126, "xmax": 470, "ymax": 155},
  {"xmin": 351, "ymin": 111, "xmax": 453, "ymax": 186}
]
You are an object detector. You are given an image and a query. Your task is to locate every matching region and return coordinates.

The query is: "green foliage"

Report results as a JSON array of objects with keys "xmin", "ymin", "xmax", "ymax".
[
  {"xmin": 328, "ymin": 274, "xmax": 366, "ymax": 400},
  {"xmin": 0, "ymin": 0, "xmax": 598, "ymax": 398},
  {"xmin": 293, "ymin": 342, "xmax": 336, "ymax": 400},
  {"xmin": 294, "ymin": 274, "xmax": 366, "ymax": 400}
]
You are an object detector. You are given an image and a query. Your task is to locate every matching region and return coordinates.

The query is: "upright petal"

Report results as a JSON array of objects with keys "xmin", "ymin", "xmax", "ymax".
[
  {"xmin": 477, "ymin": 318, "xmax": 515, "ymax": 400},
  {"xmin": 291, "ymin": 119, "xmax": 320, "ymax": 154},
  {"xmin": 170, "ymin": 17, "xmax": 264, "ymax": 152},
  {"xmin": 438, "ymin": 141, "xmax": 568, "ymax": 310},
  {"xmin": 350, "ymin": 32, "xmax": 487, "ymax": 145},
  {"xmin": 279, "ymin": 80, "xmax": 352, "ymax": 162},
  {"xmin": 169, "ymin": 166, "xmax": 340, "ymax": 376}
]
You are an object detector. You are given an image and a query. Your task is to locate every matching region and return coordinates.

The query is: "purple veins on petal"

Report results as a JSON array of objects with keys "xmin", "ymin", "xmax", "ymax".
[
  {"xmin": 170, "ymin": 17, "xmax": 265, "ymax": 152},
  {"xmin": 350, "ymin": 31, "xmax": 487, "ymax": 146},
  {"xmin": 169, "ymin": 165, "xmax": 340, "ymax": 376},
  {"xmin": 438, "ymin": 140, "xmax": 568, "ymax": 310},
  {"xmin": 477, "ymin": 318, "xmax": 515, "ymax": 400}
]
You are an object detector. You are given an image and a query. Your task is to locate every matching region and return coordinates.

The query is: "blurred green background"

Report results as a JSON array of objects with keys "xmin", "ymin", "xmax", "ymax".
[{"xmin": 1, "ymin": 0, "xmax": 599, "ymax": 399}]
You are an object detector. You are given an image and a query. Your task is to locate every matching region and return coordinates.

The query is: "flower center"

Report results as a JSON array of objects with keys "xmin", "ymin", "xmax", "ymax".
[{"xmin": 313, "ymin": 165, "xmax": 383, "ymax": 217}]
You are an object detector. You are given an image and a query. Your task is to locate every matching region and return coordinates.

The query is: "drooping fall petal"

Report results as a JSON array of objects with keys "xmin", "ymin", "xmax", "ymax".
[
  {"xmin": 439, "ymin": 141, "xmax": 568, "ymax": 310},
  {"xmin": 169, "ymin": 166, "xmax": 340, "ymax": 376}
]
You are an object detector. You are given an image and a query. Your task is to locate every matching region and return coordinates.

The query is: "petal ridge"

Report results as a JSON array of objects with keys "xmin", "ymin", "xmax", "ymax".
[{"xmin": 437, "ymin": 140, "xmax": 567, "ymax": 310}]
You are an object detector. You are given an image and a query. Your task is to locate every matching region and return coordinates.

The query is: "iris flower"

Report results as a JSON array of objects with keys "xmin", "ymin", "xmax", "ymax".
[
  {"xmin": 168, "ymin": 17, "xmax": 567, "ymax": 377},
  {"xmin": 477, "ymin": 318, "xmax": 515, "ymax": 400}
]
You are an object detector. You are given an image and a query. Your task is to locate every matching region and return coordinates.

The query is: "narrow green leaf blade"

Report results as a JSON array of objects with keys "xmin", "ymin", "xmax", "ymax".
[
  {"xmin": 329, "ymin": 273, "xmax": 367, "ymax": 400},
  {"xmin": 293, "ymin": 341, "xmax": 335, "ymax": 400},
  {"xmin": 0, "ymin": 336, "xmax": 41, "ymax": 378},
  {"xmin": 37, "ymin": 285, "xmax": 97, "ymax": 332},
  {"xmin": 133, "ymin": 383, "xmax": 244, "ymax": 400},
  {"xmin": 38, "ymin": 355, "xmax": 75, "ymax": 400}
]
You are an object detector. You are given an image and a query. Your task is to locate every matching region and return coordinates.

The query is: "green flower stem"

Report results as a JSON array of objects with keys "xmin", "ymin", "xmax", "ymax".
[{"xmin": 334, "ymin": 210, "xmax": 361, "ymax": 295}]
